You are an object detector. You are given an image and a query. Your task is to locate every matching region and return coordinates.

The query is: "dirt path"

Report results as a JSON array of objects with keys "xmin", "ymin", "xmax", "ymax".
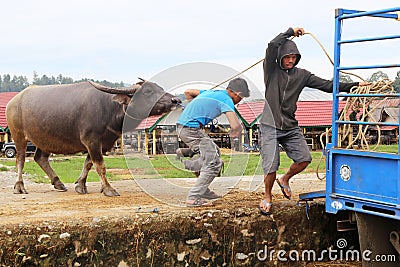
[{"xmin": 0, "ymin": 170, "xmax": 326, "ymax": 225}]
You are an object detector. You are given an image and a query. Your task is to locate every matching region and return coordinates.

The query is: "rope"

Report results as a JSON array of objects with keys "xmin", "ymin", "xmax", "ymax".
[
  {"xmin": 339, "ymin": 79, "xmax": 395, "ymax": 150},
  {"xmin": 209, "ymin": 32, "xmax": 366, "ymax": 91},
  {"xmin": 316, "ymin": 79, "xmax": 396, "ymax": 180},
  {"xmin": 303, "ymin": 33, "xmax": 366, "ymax": 82},
  {"xmin": 209, "ymin": 58, "xmax": 264, "ymax": 90}
]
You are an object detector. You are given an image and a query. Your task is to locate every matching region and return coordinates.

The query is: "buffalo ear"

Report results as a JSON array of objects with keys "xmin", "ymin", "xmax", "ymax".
[{"xmin": 112, "ymin": 94, "xmax": 131, "ymax": 105}]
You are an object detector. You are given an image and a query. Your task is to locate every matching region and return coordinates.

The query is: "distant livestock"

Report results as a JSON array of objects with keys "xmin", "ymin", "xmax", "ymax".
[{"xmin": 6, "ymin": 81, "xmax": 181, "ymax": 196}]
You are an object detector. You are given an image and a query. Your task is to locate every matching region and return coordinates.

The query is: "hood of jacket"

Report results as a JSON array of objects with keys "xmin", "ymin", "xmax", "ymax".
[{"xmin": 277, "ymin": 39, "xmax": 301, "ymax": 69}]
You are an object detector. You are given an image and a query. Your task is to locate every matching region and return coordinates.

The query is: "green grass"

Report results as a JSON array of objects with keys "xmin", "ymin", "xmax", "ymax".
[
  {"xmin": 373, "ymin": 144, "xmax": 398, "ymax": 154},
  {"xmin": 0, "ymin": 166, "xmax": 8, "ymax": 171},
  {"xmin": 0, "ymin": 152, "xmax": 321, "ymax": 183},
  {"xmin": 0, "ymin": 144, "xmax": 397, "ymax": 184}
]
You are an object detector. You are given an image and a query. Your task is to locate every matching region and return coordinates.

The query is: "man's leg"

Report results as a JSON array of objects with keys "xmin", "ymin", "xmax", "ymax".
[
  {"xmin": 186, "ymin": 138, "xmax": 222, "ymax": 204},
  {"xmin": 258, "ymin": 124, "xmax": 280, "ymax": 214},
  {"xmin": 176, "ymin": 147, "xmax": 196, "ymax": 160},
  {"xmin": 177, "ymin": 126, "xmax": 207, "ymax": 154},
  {"xmin": 277, "ymin": 161, "xmax": 309, "ymax": 198},
  {"xmin": 177, "ymin": 126, "xmax": 207, "ymax": 176},
  {"xmin": 260, "ymin": 172, "xmax": 276, "ymax": 213},
  {"xmin": 277, "ymin": 127, "xmax": 312, "ymax": 199}
]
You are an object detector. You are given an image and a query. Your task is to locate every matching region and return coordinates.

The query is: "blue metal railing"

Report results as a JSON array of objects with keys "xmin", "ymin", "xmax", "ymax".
[
  {"xmin": 332, "ymin": 7, "xmax": 400, "ymax": 152},
  {"xmin": 339, "ymin": 7, "xmax": 400, "ymax": 19},
  {"xmin": 325, "ymin": 7, "xmax": 400, "ymax": 219}
]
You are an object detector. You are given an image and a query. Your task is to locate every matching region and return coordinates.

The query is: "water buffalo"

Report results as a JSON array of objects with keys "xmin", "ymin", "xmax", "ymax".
[{"xmin": 6, "ymin": 80, "xmax": 181, "ymax": 196}]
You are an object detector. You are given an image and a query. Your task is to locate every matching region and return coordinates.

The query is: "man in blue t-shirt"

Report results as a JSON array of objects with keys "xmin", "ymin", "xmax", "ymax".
[{"xmin": 176, "ymin": 77, "xmax": 250, "ymax": 207}]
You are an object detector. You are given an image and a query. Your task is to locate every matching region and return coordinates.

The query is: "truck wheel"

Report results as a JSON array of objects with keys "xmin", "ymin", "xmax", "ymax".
[
  {"xmin": 5, "ymin": 148, "xmax": 16, "ymax": 158},
  {"xmin": 356, "ymin": 212, "xmax": 400, "ymax": 266}
]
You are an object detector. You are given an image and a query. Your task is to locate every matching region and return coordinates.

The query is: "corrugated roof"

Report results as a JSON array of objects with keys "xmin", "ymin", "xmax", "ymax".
[
  {"xmin": 236, "ymin": 101, "xmax": 265, "ymax": 126},
  {"xmin": 0, "ymin": 92, "xmax": 19, "ymax": 130},
  {"xmin": 135, "ymin": 114, "xmax": 165, "ymax": 130},
  {"xmin": 296, "ymin": 101, "xmax": 345, "ymax": 127}
]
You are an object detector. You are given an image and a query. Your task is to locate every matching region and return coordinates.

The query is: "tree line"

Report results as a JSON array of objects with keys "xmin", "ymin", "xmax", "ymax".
[
  {"xmin": 0, "ymin": 72, "xmax": 125, "ymax": 92},
  {"xmin": 1, "ymin": 70, "xmax": 400, "ymax": 93}
]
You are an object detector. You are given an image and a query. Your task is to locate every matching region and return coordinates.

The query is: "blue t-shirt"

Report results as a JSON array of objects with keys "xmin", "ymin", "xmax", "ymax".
[{"xmin": 177, "ymin": 90, "xmax": 235, "ymax": 128}]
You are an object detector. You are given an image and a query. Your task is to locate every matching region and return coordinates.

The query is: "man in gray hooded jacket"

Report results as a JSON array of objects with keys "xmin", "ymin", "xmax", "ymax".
[{"xmin": 258, "ymin": 27, "xmax": 366, "ymax": 215}]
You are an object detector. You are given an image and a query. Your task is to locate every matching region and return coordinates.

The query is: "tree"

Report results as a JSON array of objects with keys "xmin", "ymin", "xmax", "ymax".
[
  {"xmin": 57, "ymin": 74, "xmax": 73, "ymax": 84},
  {"xmin": 0, "ymin": 74, "xmax": 29, "ymax": 92},
  {"xmin": 393, "ymin": 70, "xmax": 400, "ymax": 93},
  {"xmin": 33, "ymin": 74, "xmax": 57, "ymax": 85},
  {"xmin": 0, "ymin": 71, "xmax": 126, "ymax": 91},
  {"xmin": 76, "ymin": 78, "xmax": 125, "ymax": 88},
  {"xmin": 33, "ymin": 71, "xmax": 39, "ymax": 85},
  {"xmin": 56, "ymin": 74, "xmax": 63, "ymax": 84},
  {"xmin": 367, "ymin": 71, "xmax": 389, "ymax": 83},
  {"xmin": 2, "ymin": 74, "xmax": 11, "ymax": 92},
  {"xmin": 11, "ymin": 75, "xmax": 29, "ymax": 91}
]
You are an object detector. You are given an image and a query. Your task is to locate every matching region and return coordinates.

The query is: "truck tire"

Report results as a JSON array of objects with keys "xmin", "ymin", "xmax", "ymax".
[{"xmin": 356, "ymin": 212, "xmax": 400, "ymax": 266}]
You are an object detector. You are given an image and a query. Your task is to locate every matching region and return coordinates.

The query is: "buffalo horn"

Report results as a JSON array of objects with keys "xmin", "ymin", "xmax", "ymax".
[{"xmin": 89, "ymin": 81, "xmax": 141, "ymax": 95}]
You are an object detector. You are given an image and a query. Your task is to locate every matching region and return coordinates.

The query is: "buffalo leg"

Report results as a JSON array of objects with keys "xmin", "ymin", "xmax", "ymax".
[
  {"xmin": 34, "ymin": 148, "xmax": 67, "ymax": 191},
  {"xmin": 14, "ymin": 140, "xmax": 28, "ymax": 194},
  {"xmin": 88, "ymin": 149, "xmax": 119, "ymax": 197},
  {"xmin": 74, "ymin": 154, "xmax": 93, "ymax": 194}
]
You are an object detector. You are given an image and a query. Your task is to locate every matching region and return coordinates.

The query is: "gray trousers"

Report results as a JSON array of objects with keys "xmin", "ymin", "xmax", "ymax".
[
  {"xmin": 176, "ymin": 125, "xmax": 223, "ymax": 199},
  {"xmin": 259, "ymin": 124, "xmax": 312, "ymax": 174}
]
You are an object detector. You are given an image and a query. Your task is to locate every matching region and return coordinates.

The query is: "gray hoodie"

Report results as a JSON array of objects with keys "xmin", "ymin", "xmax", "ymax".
[{"xmin": 260, "ymin": 28, "xmax": 359, "ymax": 130}]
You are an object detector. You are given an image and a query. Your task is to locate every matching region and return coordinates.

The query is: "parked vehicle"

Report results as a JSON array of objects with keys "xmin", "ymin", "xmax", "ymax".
[{"xmin": 1, "ymin": 141, "xmax": 36, "ymax": 158}]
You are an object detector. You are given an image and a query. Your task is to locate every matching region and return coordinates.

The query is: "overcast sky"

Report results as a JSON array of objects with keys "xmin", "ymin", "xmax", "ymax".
[{"xmin": 1, "ymin": 1, "xmax": 399, "ymax": 96}]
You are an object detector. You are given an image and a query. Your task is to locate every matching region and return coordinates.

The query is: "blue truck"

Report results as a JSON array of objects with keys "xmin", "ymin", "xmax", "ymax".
[{"xmin": 300, "ymin": 7, "xmax": 400, "ymax": 267}]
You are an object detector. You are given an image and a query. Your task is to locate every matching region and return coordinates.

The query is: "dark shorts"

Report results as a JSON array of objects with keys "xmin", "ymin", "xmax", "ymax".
[{"xmin": 259, "ymin": 124, "xmax": 312, "ymax": 174}]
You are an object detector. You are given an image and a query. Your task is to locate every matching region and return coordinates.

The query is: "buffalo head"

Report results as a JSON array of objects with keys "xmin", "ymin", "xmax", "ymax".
[
  {"xmin": 128, "ymin": 81, "xmax": 181, "ymax": 118},
  {"xmin": 91, "ymin": 80, "xmax": 181, "ymax": 121}
]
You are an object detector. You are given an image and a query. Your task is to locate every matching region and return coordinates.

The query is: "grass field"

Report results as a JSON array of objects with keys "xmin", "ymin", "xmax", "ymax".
[{"xmin": 0, "ymin": 144, "xmax": 397, "ymax": 184}]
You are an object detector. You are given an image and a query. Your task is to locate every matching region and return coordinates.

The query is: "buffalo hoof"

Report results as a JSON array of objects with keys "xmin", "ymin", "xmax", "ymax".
[
  {"xmin": 53, "ymin": 180, "xmax": 68, "ymax": 192},
  {"xmin": 75, "ymin": 182, "xmax": 88, "ymax": 194},
  {"xmin": 14, "ymin": 181, "xmax": 28, "ymax": 194},
  {"xmin": 101, "ymin": 186, "xmax": 120, "ymax": 197}
]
